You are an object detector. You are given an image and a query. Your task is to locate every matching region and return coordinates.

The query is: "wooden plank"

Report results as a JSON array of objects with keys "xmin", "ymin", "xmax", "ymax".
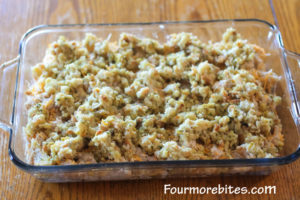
[{"xmin": 272, "ymin": 0, "xmax": 300, "ymax": 52}]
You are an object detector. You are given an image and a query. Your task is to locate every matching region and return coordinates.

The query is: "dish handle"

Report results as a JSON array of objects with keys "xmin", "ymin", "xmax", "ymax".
[
  {"xmin": 284, "ymin": 50, "xmax": 300, "ymax": 122},
  {"xmin": 0, "ymin": 56, "xmax": 19, "ymax": 132}
]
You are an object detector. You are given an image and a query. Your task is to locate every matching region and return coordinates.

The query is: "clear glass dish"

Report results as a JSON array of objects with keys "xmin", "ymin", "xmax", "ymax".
[{"xmin": 0, "ymin": 19, "xmax": 299, "ymax": 182}]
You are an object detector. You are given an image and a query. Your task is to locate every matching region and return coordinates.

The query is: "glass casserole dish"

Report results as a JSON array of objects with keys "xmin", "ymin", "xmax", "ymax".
[{"xmin": 0, "ymin": 19, "xmax": 299, "ymax": 182}]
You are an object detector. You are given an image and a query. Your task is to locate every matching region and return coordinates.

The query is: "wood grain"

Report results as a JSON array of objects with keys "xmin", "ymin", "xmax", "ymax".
[
  {"xmin": 0, "ymin": 0, "xmax": 299, "ymax": 199},
  {"xmin": 272, "ymin": 0, "xmax": 300, "ymax": 53}
]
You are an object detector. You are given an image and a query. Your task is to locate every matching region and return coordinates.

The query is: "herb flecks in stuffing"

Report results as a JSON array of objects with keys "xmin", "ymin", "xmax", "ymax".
[{"xmin": 25, "ymin": 28, "xmax": 283, "ymax": 165}]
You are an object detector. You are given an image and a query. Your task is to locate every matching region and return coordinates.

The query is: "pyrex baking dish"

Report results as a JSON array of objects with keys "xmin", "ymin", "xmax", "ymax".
[{"xmin": 0, "ymin": 19, "xmax": 299, "ymax": 182}]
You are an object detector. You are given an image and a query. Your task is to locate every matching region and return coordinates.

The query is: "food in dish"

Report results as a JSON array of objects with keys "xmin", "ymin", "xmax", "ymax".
[{"xmin": 25, "ymin": 28, "xmax": 283, "ymax": 165}]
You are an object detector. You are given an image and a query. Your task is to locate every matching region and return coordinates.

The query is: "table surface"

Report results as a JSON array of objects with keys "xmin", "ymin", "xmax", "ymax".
[{"xmin": 0, "ymin": 0, "xmax": 299, "ymax": 199}]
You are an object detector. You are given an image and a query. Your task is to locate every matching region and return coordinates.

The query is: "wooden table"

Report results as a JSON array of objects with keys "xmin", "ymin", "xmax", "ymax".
[{"xmin": 0, "ymin": 0, "xmax": 299, "ymax": 199}]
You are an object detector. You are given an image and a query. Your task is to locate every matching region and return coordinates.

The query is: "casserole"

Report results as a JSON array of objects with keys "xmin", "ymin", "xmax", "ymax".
[{"xmin": 0, "ymin": 19, "xmax": 299, "ymax": 182}]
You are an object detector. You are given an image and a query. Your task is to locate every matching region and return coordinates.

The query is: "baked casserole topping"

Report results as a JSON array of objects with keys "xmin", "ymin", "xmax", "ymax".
[{"xmin": 25, "ymin": 28, "xmax": 283, "ymax": 165}]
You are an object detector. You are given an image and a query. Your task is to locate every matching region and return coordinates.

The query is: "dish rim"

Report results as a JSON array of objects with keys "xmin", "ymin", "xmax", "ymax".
[{"xmin": 9, "ymin": 18, "xmax": 300, "ymax": 172}]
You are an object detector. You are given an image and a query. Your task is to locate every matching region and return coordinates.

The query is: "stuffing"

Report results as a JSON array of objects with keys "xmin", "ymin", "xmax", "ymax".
[{"xmin": 25, "ymin": 28, "xmax": 283, "ymax": 165}]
